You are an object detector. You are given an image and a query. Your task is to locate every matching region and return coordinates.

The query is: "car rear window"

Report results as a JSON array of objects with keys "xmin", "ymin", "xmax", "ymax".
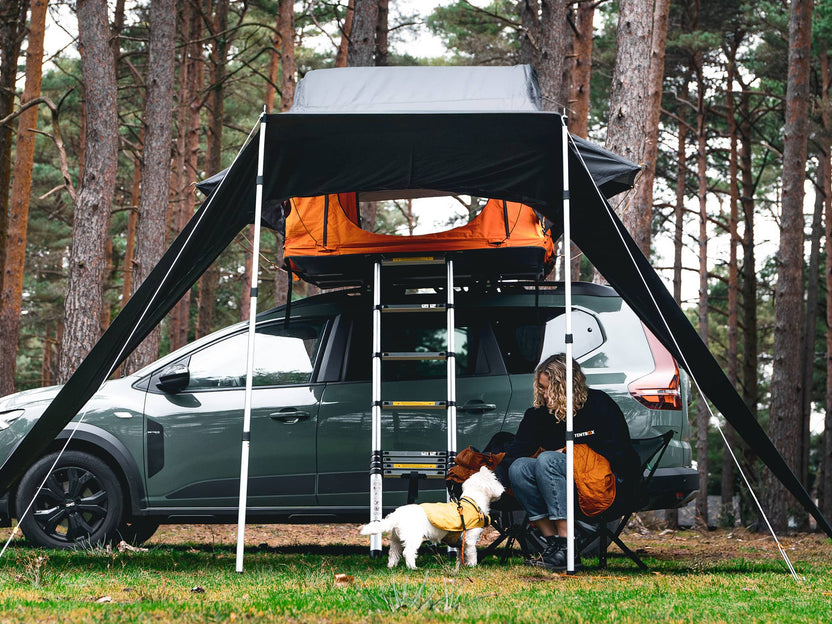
[{"xmin": 491, "ymin": 304, "xmax": 654, "ymax": 377}]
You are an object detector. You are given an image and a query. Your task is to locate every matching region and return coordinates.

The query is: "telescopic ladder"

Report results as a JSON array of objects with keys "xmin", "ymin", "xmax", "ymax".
[{"xmin": 368, "ymin": 255, "xmax": 457, "ymax": 557}]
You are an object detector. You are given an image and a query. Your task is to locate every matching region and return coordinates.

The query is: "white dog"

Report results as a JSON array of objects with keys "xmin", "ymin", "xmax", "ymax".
[{"xmin": 359, "ymin": 466, "xmax": 505, "ymax": 569}]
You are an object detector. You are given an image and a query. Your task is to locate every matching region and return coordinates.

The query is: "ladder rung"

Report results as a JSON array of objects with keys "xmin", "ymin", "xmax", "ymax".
[
  {"xmin": 382, "ymin": 450, "xmax": 448, "ymax": 458},
  {"xmin": 381, "ymin": 351, "xmax": 447, "ymax": 361},
  {"xmin": 382, "ymin": 401, "xmax": 447, "ymax": 409},
  {"xmin": 381, "ymin": 303, "xmax": 447, "ymax": 313},
  {"xmin": 381, "ymin": 256, "xmax": 446, "ymax": 267}
]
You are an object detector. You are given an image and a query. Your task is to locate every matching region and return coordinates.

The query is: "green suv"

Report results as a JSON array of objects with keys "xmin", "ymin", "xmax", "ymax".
[{"xmin": 0, "ymin": 282, "xmax": 697, "ymax": 548}]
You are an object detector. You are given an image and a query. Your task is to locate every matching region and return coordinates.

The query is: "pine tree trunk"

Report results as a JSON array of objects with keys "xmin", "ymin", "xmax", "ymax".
[
  {"xmin": 278, "ymin": 0, "xmax": 295, "ymax": 108},
  {"xmin": 375, "ymin": 0, "xmax": 388, "ymax": 67},
  {"xmin": 800, "ymin": 184, "xmax": 823, "ymax": 495},
  {"xmin": 604, "ymin": 0, "xmax": 653, "ymax": 252},
  {"xmin": 672, "ymin": 79, "xmax": 689, "ymax": 305},
  {"xmin": 722, "ymin": 41, "xmax": 741, "ymax": 527},
  {"xmin": 58, "ymin": 0, "xmax": 119, "ymax": 382},
  {"xmin": 120, "ymin": 150, "xmax": 142, "ymax": 308},
  {"xmin": 170, "ymin": 1, "xmax": 204, "ymax": 351},
  {"xmin": 820, "ymin": 46, "xmax": 832, "ymax": 525},
  {"xmin": 347, "ymin": 0, "xmax": 378, "ymax": 66},
  {"xmin": 567, "ymin": 1, "xmax": 593, "ymax": 139},
  {"xmin": 537, "ymin": 0, "xmax": 570, "ymax": 112},
  {"xmin": 335, "ymin": 0, "xmax": 355, "ymax": 68},
  {"xmin": 628, "ymin": 0, "xmax": 669, "ymax": 258},
  {"xmin": 695, "ymin": 60, "xmax": 709, "ymax": 529},
  {"xmin": 519, "ymin": 0, "xmax": 540, "ymax": 67},
  {"xmin": 0, "ymin": 0, "xmax": 46, "ymax": 396},
  {"xmin": 0, "ymin": 0, "xmax": 29, "ymax": 299},
  {"xmin": 121, "ymin": 0, "xmax": 176, "ymax": 374},
  {"xmin": 764, "ymin": 0, "xmax": 813, "ymax": 533},
  {"xmin": 739, "ymin": 90, "xmax": 757, "ymax": 419}
]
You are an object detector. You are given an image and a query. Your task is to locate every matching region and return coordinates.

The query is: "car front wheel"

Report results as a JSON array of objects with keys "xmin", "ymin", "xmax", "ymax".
[{"xmin": 15, "ymin": 451, "xmax": 124, "ymax": 549}]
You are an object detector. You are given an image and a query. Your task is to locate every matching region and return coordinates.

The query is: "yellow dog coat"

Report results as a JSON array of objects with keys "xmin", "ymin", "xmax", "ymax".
[{"xmin": 420, "ymin": 496, "xmax": 491, "ymax": 546}]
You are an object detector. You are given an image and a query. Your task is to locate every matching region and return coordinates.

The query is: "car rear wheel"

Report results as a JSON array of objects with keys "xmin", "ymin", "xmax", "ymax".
[{"xmin": 15, "ymin": 451, "xmax": 123, "ymax": 549}]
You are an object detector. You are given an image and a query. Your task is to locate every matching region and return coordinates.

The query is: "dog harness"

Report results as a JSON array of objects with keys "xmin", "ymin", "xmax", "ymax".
[{"xmin": 420, "ymin": 496, "xmax": 491, "ymax": 547}]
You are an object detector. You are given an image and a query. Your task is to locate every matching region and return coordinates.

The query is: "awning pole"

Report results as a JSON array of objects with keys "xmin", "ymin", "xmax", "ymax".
[
  {"xmin": 561, "ymin": 114, "xmax": 576, "ymax": 575},
  {"xmin": 235, "ymin": 111, "xmax": 268, "ymax": 573}
]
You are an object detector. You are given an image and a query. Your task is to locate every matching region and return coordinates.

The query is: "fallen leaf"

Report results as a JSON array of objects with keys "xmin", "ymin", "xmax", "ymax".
[
  {"xmin": 191, "ymin": 586, "xmax": 206, "ymax": 594},
  {"xmin": 95, "ymin": 596, "xmax": 112, "ymax": 603},
  {"xmin": 334, "ymin": 573, "xmax": 354, "ymax": 586}
]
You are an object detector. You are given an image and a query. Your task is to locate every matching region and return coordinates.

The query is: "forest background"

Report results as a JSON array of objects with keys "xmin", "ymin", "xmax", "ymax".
[{"xmin": 0, "ymin": 0, "xmax": 831, "ymax": 536}]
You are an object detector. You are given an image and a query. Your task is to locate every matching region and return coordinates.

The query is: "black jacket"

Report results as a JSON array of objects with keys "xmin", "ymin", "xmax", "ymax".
[{"xmin": 495, "ymin": 388, "xmax": 640, "ymax": 487}]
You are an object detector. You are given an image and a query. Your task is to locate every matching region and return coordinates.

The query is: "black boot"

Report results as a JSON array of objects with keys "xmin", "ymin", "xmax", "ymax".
[{"xmin": 527, "ymin": 535, "xmax": 583, "ymax": 572}]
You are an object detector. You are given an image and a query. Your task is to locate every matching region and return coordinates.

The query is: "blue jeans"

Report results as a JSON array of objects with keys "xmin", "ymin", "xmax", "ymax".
[{"xmin": 508, "ymin": 451, "xmax": 567, "ymax": 522}]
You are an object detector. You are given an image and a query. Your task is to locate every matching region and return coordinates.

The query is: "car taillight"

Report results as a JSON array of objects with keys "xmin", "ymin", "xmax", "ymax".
[{"xmin": 628, "ymin": 326, "xmax": 683, "ymax": 410}]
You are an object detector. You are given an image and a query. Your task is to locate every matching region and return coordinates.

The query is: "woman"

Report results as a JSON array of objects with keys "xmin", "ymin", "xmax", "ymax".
[{"xmin": 500, "ymin": 353, "xmax": 639, "ymax": 571}]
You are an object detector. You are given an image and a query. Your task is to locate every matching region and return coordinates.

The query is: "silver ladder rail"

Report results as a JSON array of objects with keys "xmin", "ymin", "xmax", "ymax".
[{"xmin": 369, "ymin": 256, "xmax": 456, "ymax": 558}]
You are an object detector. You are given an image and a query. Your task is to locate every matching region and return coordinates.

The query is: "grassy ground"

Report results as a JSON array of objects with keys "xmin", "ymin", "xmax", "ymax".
[{"xmin": 0, "ymin": 524, "xmax": 829, "ymax": 623}]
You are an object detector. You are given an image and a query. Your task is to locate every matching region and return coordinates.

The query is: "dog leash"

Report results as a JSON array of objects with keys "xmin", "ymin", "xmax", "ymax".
[{"xmin": 455, "ymin": 496, "xmax": 490, "ymax": 567}]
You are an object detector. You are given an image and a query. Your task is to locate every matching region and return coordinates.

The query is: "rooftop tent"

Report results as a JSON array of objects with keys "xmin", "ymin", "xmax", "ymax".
[
  {"xmin": 0, "ymin": 65, "xmax": 829, "ymax": 541},
  {"xmin": 282, "ymin": 194, "xmax": 556, "ymax": 286}
]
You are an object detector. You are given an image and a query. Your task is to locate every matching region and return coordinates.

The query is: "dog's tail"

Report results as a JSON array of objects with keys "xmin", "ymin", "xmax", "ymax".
[{"xmin": 359, "ymin": 517, "xmax": 393, "ymax": 536}]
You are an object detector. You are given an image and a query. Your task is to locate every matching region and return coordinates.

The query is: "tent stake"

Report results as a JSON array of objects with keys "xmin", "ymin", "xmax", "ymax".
[{"xmin": 235, "ymin": 111, "xmax": 268, "ymax": 573}]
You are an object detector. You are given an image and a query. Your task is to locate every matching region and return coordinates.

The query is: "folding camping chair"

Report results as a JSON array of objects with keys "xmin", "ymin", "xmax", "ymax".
[
  {"xmin": 481, "ymin": 431, "xmax": 674, "ymax": 570},
  {"xmin": 575, "ymin": 431, "xmax": 674, "ymax": 570}
]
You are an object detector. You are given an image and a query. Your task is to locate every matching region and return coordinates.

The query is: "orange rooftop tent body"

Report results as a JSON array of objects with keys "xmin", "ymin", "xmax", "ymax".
[{"xmin": 282, "ymin": 193, "xmax": 556, "ymax": 286}]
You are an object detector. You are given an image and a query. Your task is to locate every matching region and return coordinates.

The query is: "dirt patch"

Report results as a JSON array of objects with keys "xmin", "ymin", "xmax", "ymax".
[{"xmin": 144, "ymin": 522, "xmax": 831, "ymax": 563}]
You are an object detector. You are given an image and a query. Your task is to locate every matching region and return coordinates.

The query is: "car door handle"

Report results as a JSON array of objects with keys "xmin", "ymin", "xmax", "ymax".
[
  {"xmin": 458, "ymin": 401, "xmax": 497, "ymax": 413},
  {"xmin": 269, "ymin": 410, "xmax": 310, "ymax": 423}
]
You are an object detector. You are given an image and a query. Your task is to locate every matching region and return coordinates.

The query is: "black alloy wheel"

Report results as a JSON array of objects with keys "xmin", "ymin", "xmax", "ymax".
[{"xmin": 15, "ymin": 451, "xmax": 123, "ymax": 549}]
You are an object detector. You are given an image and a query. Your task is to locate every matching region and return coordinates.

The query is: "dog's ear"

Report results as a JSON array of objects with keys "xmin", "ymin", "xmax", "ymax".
[{"xmin": 478, "ymin": 466, "xmax": 490, "ymax": 475}]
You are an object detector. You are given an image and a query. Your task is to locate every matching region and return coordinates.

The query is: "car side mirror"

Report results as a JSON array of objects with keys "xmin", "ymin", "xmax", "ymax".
[{"xmin": 156, "ymin": 363, "xmax": 190, "ymax": 394}]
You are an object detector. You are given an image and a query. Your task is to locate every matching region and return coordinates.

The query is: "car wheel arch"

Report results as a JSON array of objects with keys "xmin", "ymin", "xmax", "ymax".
[{"xmin": 21, "ymin": 424, "xmax": 148, "ymax": 519}]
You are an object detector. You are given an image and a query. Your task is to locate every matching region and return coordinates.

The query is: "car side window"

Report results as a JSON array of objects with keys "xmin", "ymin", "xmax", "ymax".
[
  {"xmin": 185, "ymin": 320, "xmax": 327, "ymax": 390},
  {"xmin": 344, "ymin": 313, "xmax": 489, "ymax": 382}
]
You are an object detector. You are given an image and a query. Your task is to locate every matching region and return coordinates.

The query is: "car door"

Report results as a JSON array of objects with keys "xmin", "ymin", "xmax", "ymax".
[
  {"xmin": 316, "ymin": 305, "xmax": 511, "ymax": 509},
  {"xmin": 142, "ymin": 317, "xmax": 329, "ymax": 508}
]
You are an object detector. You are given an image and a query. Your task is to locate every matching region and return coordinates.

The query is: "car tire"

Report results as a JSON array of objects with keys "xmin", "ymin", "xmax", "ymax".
[
  {"xmin": 15, "ymin": 451, "xmax": 124, "ymax": 549},
  {"xmin": 112, "ymin": 518, "xmax": 160, "ymax": 545}
]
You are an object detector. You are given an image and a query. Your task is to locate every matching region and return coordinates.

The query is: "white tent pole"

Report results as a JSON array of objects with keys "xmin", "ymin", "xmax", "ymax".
[
  {"xmin": 235, "ymin": 111, "xmax": 268, "ymax": 573},
  {"xmin": 561, "ymin": 114, "xmax": 576, "ymax": 575}
]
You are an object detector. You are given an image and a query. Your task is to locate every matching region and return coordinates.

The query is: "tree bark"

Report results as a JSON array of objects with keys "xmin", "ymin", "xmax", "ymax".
[
  {"xmin": 695, "ymin": 57, "xmax": 709, "ymax": 529},
  {"xmin": 0, "ymin": 0, "xmax": 29, "ymax": 298},
  {"xmin": 739, "ymin": 89, "xmax": 757, "ymax": 420},
  {"xmin": 537, "ymin": 0, "xmax": 570, "ymax": 112},
  {"xmin": 58, "ymin": 0, "xmax": 119, "ymax": 382},
  {"xmin": 347, "ymin": 0, "xmax": 378, "ymax": 66},
  {"xmin": 335, "ymin": 0, "xmax": 355, "ymax": 68},
  {"xmin": 627, "ymin": 0, "xmax": 669, "ymax": 258},
  {"xmin": 764, "ymin": 0, "xmax": 813, "ymax": 532},
  {"xmin": 820, "ymin": 44, "xmax": 832, "ymax": 525},
  {"xmin": 672, "ymin": 79, "xmax": 689, "ymax": 305},
  {"xmin": 170, "ymin": 0, "xmax": 204, "ymax": 352},
  {"xmin": 722, "ymin": 42, "xmax": 740, "ymax": 527},
  {"xmin": 518, "ymin": 0, "xmax": 539, "ymax": 67},
  {"xmin": 375, "ymin": 0, "xmax": 388, "ymax": 67},
  {"xmin": 800, "ymin": 186, "xmax": 823, "ymax": 493},
  {"xmin": 121, "ymin": 0, "xmax": 176, "ymax": 374},
  {"xmin": 568, "ymin": 1, "xmax": 593, "ymax": 138},
  {"xmin": 0, "ymin": 0, "xmax": 46, "ymax": 396}
]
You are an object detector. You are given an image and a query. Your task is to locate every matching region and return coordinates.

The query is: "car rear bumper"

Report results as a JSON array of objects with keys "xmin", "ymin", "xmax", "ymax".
[{"xmin": 643, "ymin": 467, "xmax": 699, "ymax": 510}]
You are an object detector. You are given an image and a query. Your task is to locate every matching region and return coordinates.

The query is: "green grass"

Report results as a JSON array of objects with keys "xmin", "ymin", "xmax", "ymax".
[{"xmin": 0, "ymin": 534, "xmax": 830, "ymax": 623}]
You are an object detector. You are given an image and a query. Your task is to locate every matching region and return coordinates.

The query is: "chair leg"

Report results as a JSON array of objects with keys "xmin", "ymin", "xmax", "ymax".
[
  {"xmin": 598, "ymin": 525, "xmax": 608, "ymax": 569},
  {"xmin": 607, "ymin": 532, "xmax": 649, "ymax": 571}
]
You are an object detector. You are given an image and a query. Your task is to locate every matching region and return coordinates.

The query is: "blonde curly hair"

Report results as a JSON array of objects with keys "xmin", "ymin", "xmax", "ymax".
[{"xmin": 533, "ymin": 353, "xmax": 588, "ymax": 422}]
